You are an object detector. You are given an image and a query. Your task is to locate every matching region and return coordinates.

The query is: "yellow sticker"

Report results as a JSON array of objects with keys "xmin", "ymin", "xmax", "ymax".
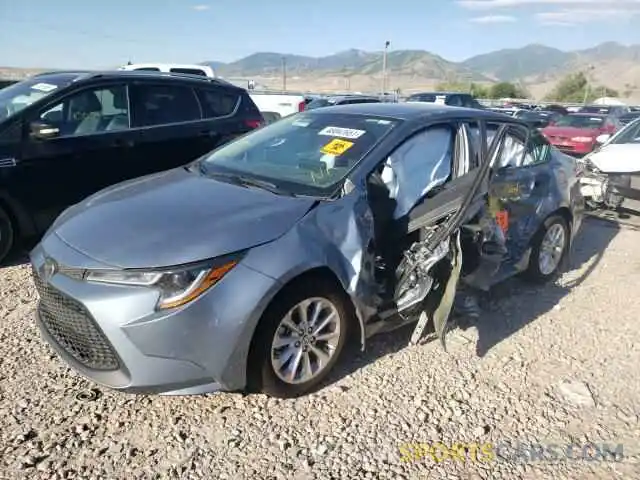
[{"xmin": 320, "ymin": 138, "xmax": 354, "ymax": 156}]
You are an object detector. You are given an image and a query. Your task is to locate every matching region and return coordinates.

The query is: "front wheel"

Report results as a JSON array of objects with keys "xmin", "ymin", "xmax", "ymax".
[
  {"xmin": 0, "ymin": 207, "xmax": 15, "ymax": 265},
  {"xmin": 524, "ymin": 215, "xmax": 569, "ymax": 284},
  {"xmin": 247, "ymin": 279, "xmax": 352, "ymax": 398}
]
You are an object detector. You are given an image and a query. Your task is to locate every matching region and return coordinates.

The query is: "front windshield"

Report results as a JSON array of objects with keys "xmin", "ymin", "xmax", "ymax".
[
  {"xmin": 553, "ymin": 115, "xmax": 604, "ymax": 129},
  {"xmin": 0, "ymin": 74, "xmax": 76, "ymax": 121},
  {"xmin": 199, "ymin": 112, "xmax": 399, "ymax": 196},
  {"xmin": 610, "ymin": 118, "xmax": 640, "ymax": 145}
]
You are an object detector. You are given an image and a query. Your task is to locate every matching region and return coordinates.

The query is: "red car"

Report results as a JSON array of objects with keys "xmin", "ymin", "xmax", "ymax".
[{"xmin": 541, "ymin": 113, "xmax": 621, "ymax": 155}]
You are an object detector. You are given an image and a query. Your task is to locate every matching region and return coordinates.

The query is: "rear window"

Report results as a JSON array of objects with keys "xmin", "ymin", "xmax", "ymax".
[
  {"xmin": 199, "ymin": 112, "xmax": 399, "ymax": 195},
  {"xmin": 170, "ymin": 68, "xmax": 207, "ymax": 76},
  {"xmin": 580, "ymin": 106, "xmax": 612, "ymax": 114},
  {"xmin": 553, "ymin": 115, "xmax": 604, "ymax": 128},
  {"xmin": 305, "ymin": 98, "xmax": 333, "ymax": 110},
  {"xmin": 195, "ymin": 88, "xmax": 239, "ymax": 118}
]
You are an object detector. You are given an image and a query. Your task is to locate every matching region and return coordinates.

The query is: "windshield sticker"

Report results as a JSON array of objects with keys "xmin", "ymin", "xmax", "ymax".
[
  {"xmin": 318, "ymin": 126, "xmax": 366, "ymax": 139},
  {"xmin": 320, "ymin": 138, "xmax": 354, "ymax": 156},
  {"xmin": 30, "ymin": 82, "xmax": 58, "ymax": 93}
]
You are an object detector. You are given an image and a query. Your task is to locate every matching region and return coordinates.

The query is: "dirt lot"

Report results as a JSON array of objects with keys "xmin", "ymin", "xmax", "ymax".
[{"xmin": 1, "ymin": 215, "xmax": 640, "ymax": 479}]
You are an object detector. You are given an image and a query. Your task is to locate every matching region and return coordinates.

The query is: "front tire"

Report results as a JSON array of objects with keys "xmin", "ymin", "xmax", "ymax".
[
  {"xmin": 247, "ymin": 278, "xmax": 352, "ymax": 398},
  {"xmin": 524, "ymin": 215, "xmax": 569, "ymax": 284},
  {"xmin": 0, "ymin": 207, "xmax": 15, "ymax": 265}
]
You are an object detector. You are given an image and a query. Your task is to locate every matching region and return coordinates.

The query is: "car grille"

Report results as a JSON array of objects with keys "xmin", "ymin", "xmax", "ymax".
[{"xmin": 32, "ymin": 266, "xmax": 119, "ymax": 371}]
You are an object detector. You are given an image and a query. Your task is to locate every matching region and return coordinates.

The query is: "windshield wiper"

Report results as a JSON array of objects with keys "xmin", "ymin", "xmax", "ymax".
[{"xmin": 208, "ymin": 171, "xmax": 296, "ymax": 196}]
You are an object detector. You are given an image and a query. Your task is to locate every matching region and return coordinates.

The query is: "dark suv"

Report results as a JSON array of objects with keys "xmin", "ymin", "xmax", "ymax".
[
  {"xmin": 0, "ymin": 70, "xmax": 264, "ymax": 262},
  {"xmin": 405, "ymin": 92, "xmax": 484, "ymax": 109}
]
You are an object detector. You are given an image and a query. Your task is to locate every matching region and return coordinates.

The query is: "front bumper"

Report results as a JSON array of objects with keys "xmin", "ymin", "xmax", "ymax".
[{"xmin": 30, "ymin": 236, "xmax": 278, "ymax": 395}]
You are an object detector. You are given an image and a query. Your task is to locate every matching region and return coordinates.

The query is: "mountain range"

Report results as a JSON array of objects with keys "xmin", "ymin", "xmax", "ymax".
[{"xmin": 202, "ymin": 42, "xmax": 640, "ymax": 100}]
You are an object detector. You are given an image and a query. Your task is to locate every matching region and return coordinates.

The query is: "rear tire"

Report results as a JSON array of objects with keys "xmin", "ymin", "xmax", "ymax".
[
  {"xmin": 524, "ymin": 215, "xmax": 569, "ymax": 284},
  {"xmin": 0, "ymin": 207, "xmax": 14, "ymax": 265},
  {"xmin": 247, "ymin": 277, "xmax": 352, "ymax": 398}
]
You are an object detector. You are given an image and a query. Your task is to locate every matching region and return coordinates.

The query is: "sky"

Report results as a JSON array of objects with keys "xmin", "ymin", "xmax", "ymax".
[{"xmin": 1, "ymin": 0, "xmax": 639, "ymax": 68}]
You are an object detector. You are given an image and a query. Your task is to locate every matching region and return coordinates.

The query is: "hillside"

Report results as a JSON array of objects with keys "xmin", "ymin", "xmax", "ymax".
[{"xmin": 199, "ymin": 41, "xmax": 640, "ymax": 100}]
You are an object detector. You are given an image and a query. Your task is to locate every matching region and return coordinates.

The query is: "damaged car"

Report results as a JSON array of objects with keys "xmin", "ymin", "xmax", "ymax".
[
  {"xmin": 30, "ymin": 103, "xmax": 583, "ymax": 398},
  {"xmin": 578, "ymin": 116, "xmax": 640, "ymax": 210}
]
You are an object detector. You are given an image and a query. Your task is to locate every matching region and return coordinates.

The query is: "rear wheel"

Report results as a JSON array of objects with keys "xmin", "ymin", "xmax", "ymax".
[
  {"xmin": 247, "ymin": 278, "xmax": 351, "ymax": 398},
  {"xmin": 524, "ymin": 215, "xmax": 569, "ymax": 284},
  {"xmin": 0, "ymin": 207, "xmax": 15, "ymax": 265}
]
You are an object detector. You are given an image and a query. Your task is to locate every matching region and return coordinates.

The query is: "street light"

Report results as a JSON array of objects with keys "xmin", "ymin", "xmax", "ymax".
[{"xmin": 381, "ymin": 40, "xmax": 390, "ymax": 97}]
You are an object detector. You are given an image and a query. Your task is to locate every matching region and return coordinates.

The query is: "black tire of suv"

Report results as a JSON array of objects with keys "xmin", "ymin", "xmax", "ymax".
[
  {"xmin": 247, "ymin": 278, "xmax": 352, "ymax": 398},
  {"xmin": 0, "ymin": 207, "xmax": 15, "ymax": 265}
]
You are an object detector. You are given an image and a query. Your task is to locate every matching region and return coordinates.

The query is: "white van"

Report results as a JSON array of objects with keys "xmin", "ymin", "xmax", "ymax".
[{"xmin": 118, "ymin": 63, "xmax": 215, "ymax": 78}]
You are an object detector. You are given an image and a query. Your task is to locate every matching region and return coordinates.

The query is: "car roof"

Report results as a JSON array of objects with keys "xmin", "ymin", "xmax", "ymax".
[
  {"xmin": 308, "ymin": 102, "xmax": 513, "ymax": 122},
  {"xmin": 327, "ymin": 95, "xmax": 380, "ymax": 101},
  {"xmin": 31, "ymin": 70, "xmax": 241, "ymax": 89}
]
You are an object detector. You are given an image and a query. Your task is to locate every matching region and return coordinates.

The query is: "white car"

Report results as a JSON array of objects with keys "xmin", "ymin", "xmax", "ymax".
[{"xmin": 579, "ymin": 117, "xmax": 640, "ymax": 209}]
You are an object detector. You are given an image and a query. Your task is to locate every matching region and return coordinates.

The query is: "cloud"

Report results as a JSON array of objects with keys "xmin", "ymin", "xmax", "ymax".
[
  {"xmin": 192, "ymin": 5, "xmax": 210, "ymax": 11},
  {"xmin": 536, "ymin": 7, "xmax": 640, "ymax": 23},
  {"xmin": 469, "ymin": 14, "xmax": 517, "ymax": 22},
  {"xmin": 458, "ymin": 0, "xmax": 640, "ymax": 8}
]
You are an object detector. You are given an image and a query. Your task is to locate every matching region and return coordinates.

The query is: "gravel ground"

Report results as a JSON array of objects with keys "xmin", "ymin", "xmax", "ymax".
[{"xmin": 2, "ymin": 216, "xmax": 640, "ymax": 479}]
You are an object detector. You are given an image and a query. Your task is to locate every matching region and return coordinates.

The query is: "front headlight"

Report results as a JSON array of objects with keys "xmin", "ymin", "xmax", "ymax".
[{"xmin": 85, "ymin": 256, "xmax": 240, "ymax": 309}]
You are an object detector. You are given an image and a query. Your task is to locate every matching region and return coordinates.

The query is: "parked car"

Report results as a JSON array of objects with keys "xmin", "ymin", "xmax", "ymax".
[
  {"xmin": 0, "ymin": 70, "xmax": 264, "ymax": 263},
  {"xmin": 405, "ymin": 92, "xmax": 483, "ymax": 109},
  {"xmin": 31, "ymin": 103, "xmax": 583, "ymax": 398},
  {"xmin": 536, "ymin": 104, "xmax": 569, "ymax": 116},
  {"xmin": 305, "ymin": 95, "xmax": 381, "ymax": 110},
  {"xmin": 579, "ymin": 116, "xmax": 640, "ymax": 209},
  {"xmin": 514, "ymin": 110, "xmax": 563, "ymax": 129},
  {"xmin": 578, "ymin": 105, "xmax": 629, "ymax": 118},
  {"xmin": 541, "ymin": 113, "xmax": 621, "ymax": 156},
  {"xmin": 248, "ymin": 91, "xmax": 307, "ymax": 119}
]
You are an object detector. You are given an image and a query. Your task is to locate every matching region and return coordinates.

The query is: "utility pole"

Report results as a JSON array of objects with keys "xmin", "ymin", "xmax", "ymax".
[
  {"xmin": 381, "ymin": 40, "xmax": 390, "ymax": 97},
  {"xmin": 282, "ymin": 56, "xmax": 287, "ymax": 91}
]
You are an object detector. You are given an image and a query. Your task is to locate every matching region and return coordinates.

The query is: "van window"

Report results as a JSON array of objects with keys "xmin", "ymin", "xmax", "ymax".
[
  {"xmin": 130, "ymin": 84, "xmax": 201, "ymax": 127},
  {"xmin": 37, "ymin": 85, "xmax": 130, "ymax": 136},
  {"xmin": 170, "ymin": 68, "xmax": 207, "ymax": 76},
  {"xmin": 195, "ymin": 88, "xmax": 238, "ymax": 118}
]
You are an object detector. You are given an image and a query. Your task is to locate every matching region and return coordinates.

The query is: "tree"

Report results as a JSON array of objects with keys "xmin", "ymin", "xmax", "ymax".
[
  {"xmin": 545, "ymin": 72, "xmax": 619, "ymax": 102},
  {"xmin": 488, "ymin": 82, "xmax": 527, "ymax": 99},
  {"xmin": 434, "ymin": 81, "xmax": 491, "ymax": 98}
]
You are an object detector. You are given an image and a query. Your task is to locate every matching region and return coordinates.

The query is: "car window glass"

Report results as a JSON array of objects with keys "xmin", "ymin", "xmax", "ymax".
[
  {"xmin": 170, "ymin": 68, "xmax": 207, "ymax": 76},
  {"xmin": 461, "ymin": 121, "xmax": 482, "ymax": 170},
  {"xmin": 380, "ymin": 125, "xmax": 454, "ymax": 219},
  {"xmin": 447, "ymin": 95, "xmax": 463, "ymax": 107},
  {"xmin": 195, "ymin": 89, "xmax": 239, "ymax": 118},
  {"xmin": 38, "ymin": 85, "xmax": 130, "ymax": 137},
  {"xmin": 493, "ymin": 125, "xmax": 538, "ymax": 168},
  {"xmin": 612, "ymin": 119, "xmax": 640, "ymax": 144},
  {"xmin": 130, "ymin": 84, "xmax": 201, "ymax": 127},
  {"xmin": 524, "ymin": 129, "xmax": 551, "ymax": 165}
]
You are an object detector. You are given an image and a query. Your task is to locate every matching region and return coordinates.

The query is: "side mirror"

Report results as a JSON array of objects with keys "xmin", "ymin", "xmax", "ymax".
[
  {"xmin": 29, "ymin": 121, "xmax": 60, "ymax": 140},
  {"xmin": 595, "ymin": 133, "xmax": 611, "ymax": 145}
]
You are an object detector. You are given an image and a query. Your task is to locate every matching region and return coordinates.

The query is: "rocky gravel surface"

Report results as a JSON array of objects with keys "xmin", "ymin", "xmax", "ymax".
[{"xmin": 2, "ymin": 216, "xmax": 640, "ymax": 479}]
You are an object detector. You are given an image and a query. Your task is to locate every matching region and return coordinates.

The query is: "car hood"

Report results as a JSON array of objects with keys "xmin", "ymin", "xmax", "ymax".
[
  {"xmin": 50, "ymin": 168, "xmax": 316, "ymax": 268},
  {"xmin": 588, "ymin": 143, "xmax": 640, "ymax": 174},
  {"xmin": 542, "ymin": 126, "xmax": 600, "ymax": 138}
]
